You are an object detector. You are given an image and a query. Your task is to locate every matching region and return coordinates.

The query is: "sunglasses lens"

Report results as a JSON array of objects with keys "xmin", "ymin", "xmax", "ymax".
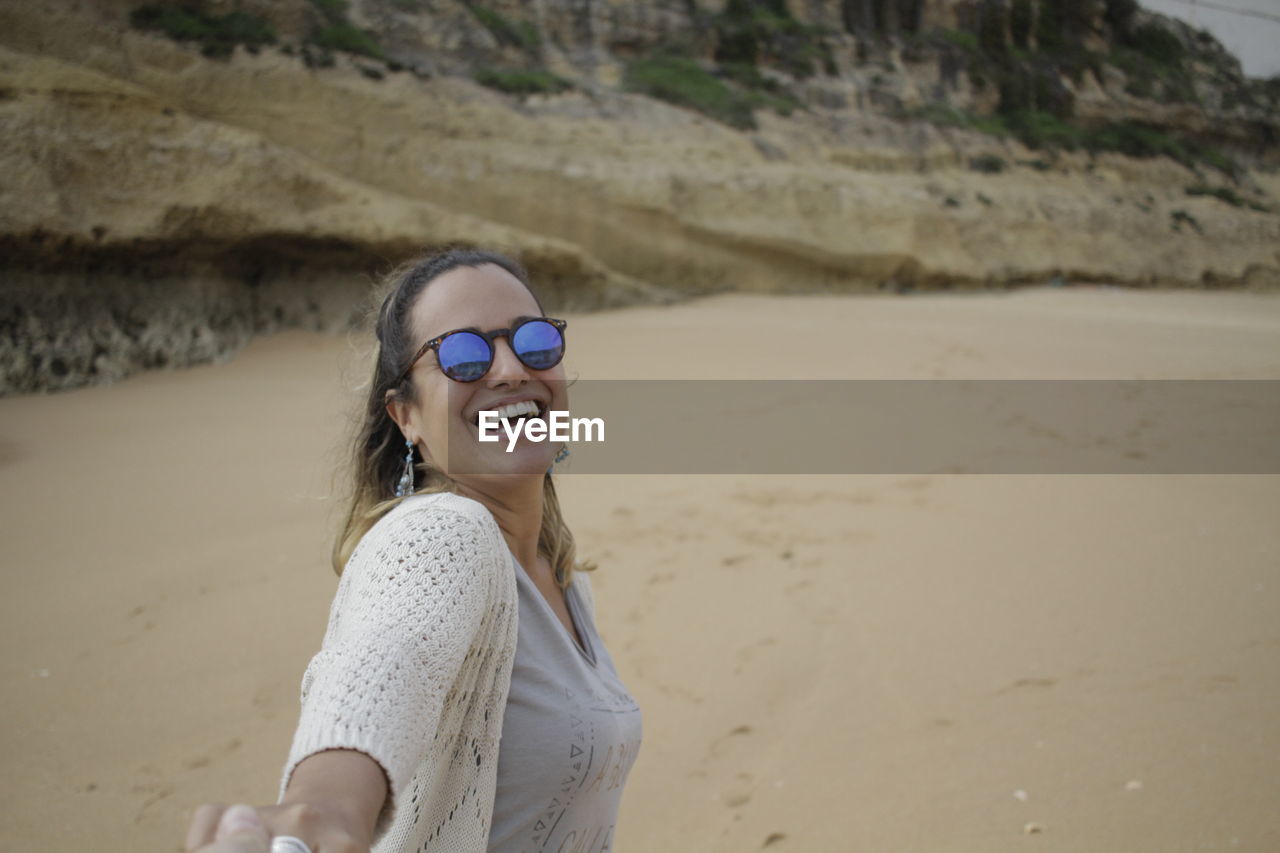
[
  {"xmin": 512, "ymin": 320, "xmax": 565, "ymax": 371},
  {"xmin": 436, "ymin": 332, "xmax": 491, "ymax": 382}
]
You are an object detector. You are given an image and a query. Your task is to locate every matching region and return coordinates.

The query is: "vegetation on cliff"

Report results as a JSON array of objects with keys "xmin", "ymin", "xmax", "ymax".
[
  {"xmin": 131, "ymin": 0, "xmax": 389, "ymax": 65},
  {"xmin": 123, "ymin": 0, "xmax": 1276, "ymax": 169},
  {"xmin": 129, "ymin": 6, "xmax": 276, "ymax": 59},
  {"xmin": 893, "ymin": 0, "xmax": 1263, "ymax": 178},
  {"xmin": 466, "ymin": 3, "xmax": 540, "ymax": 54},
  {"xmin": 474, "ymin": 68, "xmax": 572, "ymax": 96},
  {"xmin": 621, "ymin": 2, "xmax": 818, "ymax": 130}
]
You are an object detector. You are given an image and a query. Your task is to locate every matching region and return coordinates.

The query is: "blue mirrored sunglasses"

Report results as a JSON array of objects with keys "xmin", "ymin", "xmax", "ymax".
[{"xmin": 397, "ymin": 317, "xmax": 567, "ymax": 384}]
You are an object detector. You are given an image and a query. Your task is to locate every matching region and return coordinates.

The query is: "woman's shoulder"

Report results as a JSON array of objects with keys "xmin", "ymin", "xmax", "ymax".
[
  {"xmin": 393, "ymin": 490, "xmax": 497, "ymax": 526},
  {"xmin": 348, "ymin": 491, "xmax": 508, "ymax": 576},
  {"xmin": 378, "ymin": 490, "xmax": 499, "ymax": 536}
]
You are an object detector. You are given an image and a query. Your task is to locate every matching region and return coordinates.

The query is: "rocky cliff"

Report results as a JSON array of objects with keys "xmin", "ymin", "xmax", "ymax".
[{"xmin": 1, "ymin": 0, "xmax": 1277, "ymax": 393}]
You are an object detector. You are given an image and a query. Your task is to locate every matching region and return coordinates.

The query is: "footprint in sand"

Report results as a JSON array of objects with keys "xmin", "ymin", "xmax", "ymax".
[
  {"xmin": 654, "ymin": 682, "xmax": 703, "ymax": 704},
  {"xmin": 707, "ymin": 724, "xmax": 754, "ymax": 759},
  {"xmin": 736, "ymin": 637, "xmax": 778, "ymax": 666},
  {"xmin": 722, "ymin": 770, "xmax": 755, "ymax": 809},
  {"xmin": 895, "ymin": 476, "xmax": 933, "ymax": 492},
  {"xmin": 996, "ymin": 677, "xmax": 1058, "ymax": 695}
]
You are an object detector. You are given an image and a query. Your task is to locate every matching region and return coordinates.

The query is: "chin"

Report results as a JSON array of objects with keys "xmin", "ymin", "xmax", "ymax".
[{"xmin": 452, "ymin": 441, "xmax": 553, "ymax": 478}]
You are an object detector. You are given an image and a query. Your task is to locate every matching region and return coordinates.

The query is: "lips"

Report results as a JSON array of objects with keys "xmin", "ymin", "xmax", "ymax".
[{"xmin": 469, "ymin": 395, "xmax": 549, "ymax": 426}]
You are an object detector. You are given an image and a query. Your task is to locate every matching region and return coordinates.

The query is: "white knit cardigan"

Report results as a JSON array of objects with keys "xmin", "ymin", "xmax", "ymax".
[{"xmin": 278, "ymin": 491, "xmax": 597, "ymax": 852}]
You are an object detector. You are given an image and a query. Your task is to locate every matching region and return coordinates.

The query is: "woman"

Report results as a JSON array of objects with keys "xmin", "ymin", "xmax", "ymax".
[{"xmin": 185, "ymin": 248, "xmax": 643, "ymax": 853}]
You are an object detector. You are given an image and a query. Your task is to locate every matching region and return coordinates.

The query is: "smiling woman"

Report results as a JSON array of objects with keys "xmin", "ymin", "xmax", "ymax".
[{"xmin": 183, "ymin": 247, "xmax": 643, "ymax": 853}]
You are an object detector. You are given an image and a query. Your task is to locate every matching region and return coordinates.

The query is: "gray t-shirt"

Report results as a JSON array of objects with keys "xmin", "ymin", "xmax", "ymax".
[{"xmin": 488, "ymin": 563, "xmax": 644, "ymax": 852}]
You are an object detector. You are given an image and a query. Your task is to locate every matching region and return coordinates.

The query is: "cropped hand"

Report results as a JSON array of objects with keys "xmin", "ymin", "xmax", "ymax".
[
  {"xmin": 186, "ymin": 804, "xmax": 270, "ymax": 853},
  {"xmin": 185, "ymin": 800, "xmax": 374, "ymax": 853},
  {"xmin": 186, "ymin": 749, "xmax": 386, "ymax": 853}
]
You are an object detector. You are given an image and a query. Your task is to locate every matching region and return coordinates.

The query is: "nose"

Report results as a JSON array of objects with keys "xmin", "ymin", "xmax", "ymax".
[{"xmin": 485, "ymin": 333, "xmax": 530, "ymax": 386}]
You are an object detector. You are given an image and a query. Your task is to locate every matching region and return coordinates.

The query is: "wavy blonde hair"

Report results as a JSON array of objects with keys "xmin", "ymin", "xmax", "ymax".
[{"xmin": 332, "ymin": 247, "xmax": 594, "ymax": 588}]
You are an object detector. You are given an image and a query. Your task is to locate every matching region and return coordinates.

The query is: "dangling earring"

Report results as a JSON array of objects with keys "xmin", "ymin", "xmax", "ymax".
[
  {"xmin": 395, "ymin": 438, "xmax": 415, "ymax": 497},
  {"xmin": 547, "ymin": 443, "xmax": 570, "ymax": 475}
]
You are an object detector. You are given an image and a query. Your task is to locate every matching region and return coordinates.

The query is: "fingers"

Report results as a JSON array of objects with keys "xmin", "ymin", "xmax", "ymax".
[
  {"xmin": 187, "ymin": 803, "xmax": 272, "ymax": 853},
  {"xmin": 186, "ymin": 803, "xmax": 227, "ymax": 852},
  {"xmin": 212, "ymin": 804, "xmax": 272, "ymax": 852}
]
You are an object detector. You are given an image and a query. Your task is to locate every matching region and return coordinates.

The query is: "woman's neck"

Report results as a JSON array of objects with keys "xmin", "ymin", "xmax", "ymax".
[{"xmin": 455, "ymin": 475, "xmax": 544, "ymax": 571}]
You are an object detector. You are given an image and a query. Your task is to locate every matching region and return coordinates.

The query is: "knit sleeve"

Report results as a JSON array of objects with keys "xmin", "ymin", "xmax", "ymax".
[{"xmin": 278, "ymin": 504, "xmax": 495, "ymax": 842}]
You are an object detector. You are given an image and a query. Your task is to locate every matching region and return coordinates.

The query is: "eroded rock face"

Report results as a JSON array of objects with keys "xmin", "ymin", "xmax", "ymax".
[
  {"xmin": 0, "ymin": 1, "xmax": 1277, "ymax": 393},
  {"xmin": 0, "ymin": 236, "xmax": 379, "ymax": 393}
]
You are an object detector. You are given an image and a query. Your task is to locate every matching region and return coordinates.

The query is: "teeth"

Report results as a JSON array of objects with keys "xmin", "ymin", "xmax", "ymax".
[{"xmin": 493, "ymin": 400, "xmax": 540, "ymax": 420}]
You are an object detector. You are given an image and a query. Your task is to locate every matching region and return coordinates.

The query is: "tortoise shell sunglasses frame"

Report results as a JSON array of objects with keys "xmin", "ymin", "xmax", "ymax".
[{"xmin": 395, "ymin": 316, "xmax": 568, "ymax": 385}]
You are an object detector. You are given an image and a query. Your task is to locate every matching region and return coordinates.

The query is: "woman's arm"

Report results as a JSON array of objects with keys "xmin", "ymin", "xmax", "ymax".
[
  {"xmin": 187, "ymin": 502, "xmax": 495, "ymax": 851},
  {"xmin": 185, "ymin": 749, "xmax": 387, "ymax": 853},
  {"xmin": 277, "ymin": 748, "xmax": 389, "ymax": 844}
]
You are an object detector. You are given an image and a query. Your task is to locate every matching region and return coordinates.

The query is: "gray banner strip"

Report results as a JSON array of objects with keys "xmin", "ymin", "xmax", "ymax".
[{"xmin": 452, "ymin": 381, "xmax": 1280, "ymax": 474}]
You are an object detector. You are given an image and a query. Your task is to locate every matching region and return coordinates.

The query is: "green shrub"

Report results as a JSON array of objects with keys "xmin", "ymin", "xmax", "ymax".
[
  {"xmin": 624, "ymin": 56, "xmax": 757, "ymax": 129},
  {"xmin": 970, "ymin": 113, "xmax": 1011, "ymax": 136},
  {"xmin": 720, "ymin": 61, "xmax": 800, "ymax": 111},
  {"xmin": 474, "ymin": 68, "xmax": 571, "ymax": 95},
  {"xmin": 301, "ymin": 44, "xmax": 336, "ymax": 69},
  {"xmin": 301, "ymin": 0, "xmax": 388, "ymax": 61},
  {"xmin": 938, "ymin": 28, "xmax": 978, "ymax": 53},
  {"xmin": 1186, "ymin": 185, "xmax": 1270, "ymax": 212},
  {"xmin": 312, "ymin": 23, "xmax": 386, "ymax": 60},
  {"xmin": 129, "ymin": 6, "xmax": 276, "ymax": 59},
  {"xmin": 712, "ymin": 0, "xmax": 832, "ymax": 79},
  {"xmin": 1107, "ymin": 16, "xmax": 1198, "ymax": 104},
  {"xmin": 720, "ymin": 61, "xmax": 770, "ymax": 90},
  {"xmin": 913, "ymin": 105, "xmax": 1233, "ymax": 178},
  {"xmin": 1077, "ymin": 123, "xmax": 1235, "ymax": 177},
  {"xmin": 1084, "ymin": 121, "xmax": 1186, "ymax": 160},
  {"xmin": 1170, "ymin": 209, "xmax": 1202, "ymax": 233},
  {"xmin": 1006, "ymin": 110, "xmax": 1083, "ymax": 150},
  {"xmin": 745, "ymin": 86, "xmax": 801, "ymax": 116},
  {"xmin": 1127, "ymin": 22, "xmax": 1185, "ymax": 67},
  {"xmin": 1194, "ymin": 145, "xmax": 1240, "ymax": 180},
  {"xmin": 468, "ymin": 4, "xmax": 540, "ymax": 52},
  {"xmin": 1104, "ymin": 0, "xmax": 1140, "ymax": 36},
  {"xmin": 969, "ymin": 154, "xmax": 1007, "ymax": 174},
  {"xmin": 1110, "ymin": 45, "xmax": 1197, "ymax": 104},
  {"xmin": 308, "ymin": 0, "xmax": 349, "ymax": 26}
]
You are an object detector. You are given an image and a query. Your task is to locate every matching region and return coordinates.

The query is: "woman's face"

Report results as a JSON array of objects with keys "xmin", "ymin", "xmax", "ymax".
[{"xmin": 388, "ymin": 263, "xmax": 568, "ymax": 482}]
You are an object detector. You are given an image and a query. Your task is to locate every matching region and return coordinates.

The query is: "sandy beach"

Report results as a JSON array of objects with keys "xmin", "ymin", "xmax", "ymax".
[{"xmin": 2, "ymin": 287, "xmax": 1278, "ymax": 852}]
